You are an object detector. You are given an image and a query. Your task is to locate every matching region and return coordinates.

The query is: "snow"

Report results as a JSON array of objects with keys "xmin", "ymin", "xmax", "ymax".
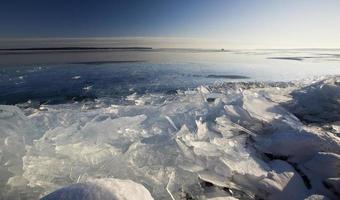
[
  {"xmin": 0, "ymin": 76, "xmax": 339, "ymax": 199},
  {"xmin": 41, "ymin": 178, "xmax": 154, "ymax": 200}
]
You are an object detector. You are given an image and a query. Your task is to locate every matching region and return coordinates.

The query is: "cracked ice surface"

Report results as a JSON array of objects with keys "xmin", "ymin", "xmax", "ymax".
[{"xmin": 0, "ymin": 76, "xmax": 339, "ymax": 200}]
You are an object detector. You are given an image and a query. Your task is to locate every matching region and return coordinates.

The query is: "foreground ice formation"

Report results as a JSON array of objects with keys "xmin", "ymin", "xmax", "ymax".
[
  {"xmin": 0, "ymin": 76, "xmax": 339, "ymax": 199},
  {"xmin": 41, "ymin": 178, "xmax": 154, "ymax": 200}
]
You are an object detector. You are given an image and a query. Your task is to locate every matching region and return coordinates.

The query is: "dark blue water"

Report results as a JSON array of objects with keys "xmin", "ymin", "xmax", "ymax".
[
  {"xmin": 1, "ymin": 49, "xmax": 339, "ymax": 105},
  {"xmin": 0, "ymin": 62, "xmax": 249, "ymax": 104}
]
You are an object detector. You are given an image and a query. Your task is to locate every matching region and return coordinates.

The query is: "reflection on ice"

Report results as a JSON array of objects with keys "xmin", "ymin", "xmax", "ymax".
[{"xmin": 0, "ymin": 76, "xmax": 339, "ymax": 199}]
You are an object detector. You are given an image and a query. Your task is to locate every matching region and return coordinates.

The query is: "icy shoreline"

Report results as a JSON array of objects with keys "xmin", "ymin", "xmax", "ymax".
[{"xmin": 0, "ymin": 76, "xmax": 339, "ymax": 199}]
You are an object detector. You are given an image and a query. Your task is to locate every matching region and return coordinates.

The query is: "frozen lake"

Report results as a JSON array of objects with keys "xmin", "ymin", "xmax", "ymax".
[{"xmin": 0, "ymin": 49, "xmax": 339, "ymax": 200}]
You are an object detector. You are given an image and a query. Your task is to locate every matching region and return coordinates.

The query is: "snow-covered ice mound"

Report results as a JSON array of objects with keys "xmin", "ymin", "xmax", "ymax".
[
  {"xmin": 284, "ymin": 76, "xmax": 340, "ymax": 123},
  {"xmin": 0, "ymin": 76, "xmax": 339, "ymax": 200},
  {"xmin": 41, "ymin": 178, "xmax": 153, "ymax": 200}
]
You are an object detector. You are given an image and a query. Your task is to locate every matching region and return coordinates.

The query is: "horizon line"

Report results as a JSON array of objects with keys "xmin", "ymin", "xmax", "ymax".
[{"xmin": 0, "ymin": 37, "xmax": 339, "ymax": 50}]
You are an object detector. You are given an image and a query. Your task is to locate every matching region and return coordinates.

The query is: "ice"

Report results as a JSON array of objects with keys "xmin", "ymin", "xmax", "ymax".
[
  {"xmin": 305, "ymin": 194, "xmax": 329, "ymax": 200},
  {"xmin": 300, "ymin": 152, "xmax": 340, "ymax": 199},
  {"xmin": 0, "ymin": 105, "xmax": 44, "ymax": 199},
  {"xmin": 284, "ymin": 76, "xmax": 340, "ymax": 123},
  {"xmin": 41, "ymin": 178, "xmax": 154, "ymax": 200},
  {"xmin": 324, "ymin": 177, "xmax": 340, "ymax": 195},
  {"xmin": 254, "ymin": 160, "xmax": 310, "ymax": 200},
  {"xmin": 303, "ymin": 152, "xmax": 340, "ymax": 178},
  {"xmin": 207, "ymin": 197, "xmax": 238, "ymax": 200},
  {"xmin": 72, "ymin": 76, "xmax": 81, "ymax": 80},
  {"xmin": 0, "ymin": 76, "xmax": 339, "ymax": 199},
  {"xmin": 255, "ymin": 128, "xmax": 340, "ymax": 162}
]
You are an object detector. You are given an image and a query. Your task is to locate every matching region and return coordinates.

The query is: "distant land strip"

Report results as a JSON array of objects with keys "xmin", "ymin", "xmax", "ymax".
[{"xmin": 0, "ymin": 47, "xmax": 153, "ymax": 51}]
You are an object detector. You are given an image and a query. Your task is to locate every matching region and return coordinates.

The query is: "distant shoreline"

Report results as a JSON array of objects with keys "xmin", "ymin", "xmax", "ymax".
[{"xmin": 0, "ymin": 47, "xmax": 153, "ymax": 51}]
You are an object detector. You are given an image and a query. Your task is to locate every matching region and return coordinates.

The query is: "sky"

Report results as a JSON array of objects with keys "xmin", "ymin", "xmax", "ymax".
[{"xmin": 0, "ymin": 0, "xmax": 340, "ymax": 48}]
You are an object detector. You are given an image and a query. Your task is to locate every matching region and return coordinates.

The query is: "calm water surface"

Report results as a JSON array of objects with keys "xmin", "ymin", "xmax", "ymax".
[{"xmin": 0, "ymin": 49, "xmax": 339, "ymax": 104}]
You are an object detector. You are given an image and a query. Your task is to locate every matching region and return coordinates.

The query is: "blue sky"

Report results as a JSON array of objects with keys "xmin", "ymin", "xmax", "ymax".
[{"xmin": 0, "ymin": 0, "xmax": 339, "ymax": 48}]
